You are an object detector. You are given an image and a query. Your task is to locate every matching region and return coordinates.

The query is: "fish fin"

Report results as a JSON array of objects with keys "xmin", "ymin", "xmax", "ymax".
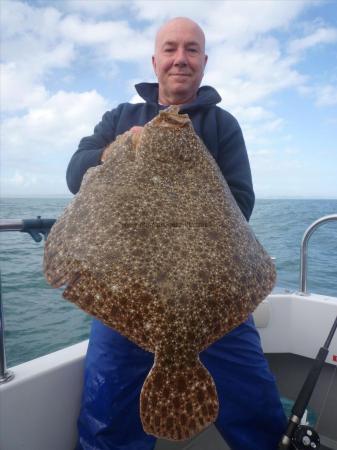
[{"xmin": 140, "ymin": 356, "xmax": 218, "ymax": 441}]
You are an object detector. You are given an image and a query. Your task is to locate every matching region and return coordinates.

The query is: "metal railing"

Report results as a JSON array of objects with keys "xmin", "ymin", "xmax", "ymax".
[
  {"xmin": 299, "ymin": 214, "xmax": 337, "ymax": 295},
  {"xmin": 0, "ymin": 217, "xmax": 55, "ymax": 384}
]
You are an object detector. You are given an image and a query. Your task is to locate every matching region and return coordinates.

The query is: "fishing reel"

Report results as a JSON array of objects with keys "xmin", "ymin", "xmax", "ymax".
[
  {"xmin": 291, "ymin": 425, "xmax": 320, "ymax": 449},
  {"xmin": 279, "ymin": 424, "xmax": 320, "ymax": 450}
]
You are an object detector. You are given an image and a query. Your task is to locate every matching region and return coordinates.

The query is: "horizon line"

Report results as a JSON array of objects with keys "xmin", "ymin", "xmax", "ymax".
[{"xmin": 1, "ymin": 195, "xmax": 337, "ymax": 201}]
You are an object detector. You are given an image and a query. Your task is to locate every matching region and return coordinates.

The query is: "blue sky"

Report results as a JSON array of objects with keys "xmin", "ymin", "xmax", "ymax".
[{"xmin": 1, "ymin": 0, "xmax": 337, "ymax": 198}]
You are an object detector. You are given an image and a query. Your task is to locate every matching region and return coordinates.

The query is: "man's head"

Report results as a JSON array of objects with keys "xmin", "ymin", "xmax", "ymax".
[{"xmin": 152, "ymin": 17, "xmax": 208, "ymax": 105}]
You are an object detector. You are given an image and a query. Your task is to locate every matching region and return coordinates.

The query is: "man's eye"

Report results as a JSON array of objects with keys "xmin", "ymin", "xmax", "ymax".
[
  {"xmin": 164, "ymin": 48, "xmax": 174, "ymax": 52},
  {"xmin": 188, "ymin": 48, "xmax": 198, "ymax": 53}
]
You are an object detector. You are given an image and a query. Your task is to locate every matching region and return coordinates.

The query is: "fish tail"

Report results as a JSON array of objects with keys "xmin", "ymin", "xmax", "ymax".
[{"xmin": 140, "ymin": 357, "xmax": 218, "ymax": 441}]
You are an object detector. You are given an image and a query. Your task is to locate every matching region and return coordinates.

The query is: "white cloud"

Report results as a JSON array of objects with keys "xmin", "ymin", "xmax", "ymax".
[
  {"xmin": 1, "ymin": 170, "xmax": 68, "ymax": 197},
  {"xmin": 1, "ymin": 1, "xmax": 61, "ymax": 40},
  {"xmin": 250, "ymin": 148, "xmax": 304, "ymax": 198},
  {"xmin": 1, "ymin": 1, "xmax": 75, "ymax": 112},
  {"xmin": 59, "ymin": 15, "xmax": 154, "ymax": 62},
  {"xmin": 1, "ymin": 0, "xmax": 336, "ymax": 198},
  {"xmin": 288, "ymin": 26, "xmax": 337, "ymax": 54},
  {"xmin": 1, "ymin": 63, "xmax": 49, "ymax": 112},
  {"xmin": 132, "ymin": 0, "xmax": 309, "ymax": 46},
  {"xmin": 230, "ymin": 105, "xmax": 273, "ymax": 123},
  {"xmin": 296, "ymin": 82, "xmax": 337, "ymax": 107},
  {"xmin": 2, "ymin": 36, "xmax": 75, "ymax": 77},
  {"xmin": 3, "ymin": 90, "xmax": 109, "ymax": 157},
  {"xmin": 1, "ymin": 1, "xmax": 74, "ymax": 72},
  {"xmin": 204, "ymin": 1, "xmax": 309, "ymax": 48},
  {"xmin": 0, "ymin": 0, "xmax": 314, "ymax": 115},
  {"xmin": 61, "ymin": 0, "xmax": 126, "ymax": 16},
  {"xmin": 129, "ymin": 94, "xmax": 145, "ymax": 104},
  {"xmin": 204, "ymin": 36, "xmax": 306, "ymax": 111},
  {"xmin": 7, "ymin": 171, "xmax": 25, "ymax": 187},
  {"xmin": 1, "ymin": 90, "xmax": 109, "ymax": 196},
  {"xmin": 6, "ymin": 170, "xmax": 38, "ymax": 188},
  {"xmin": 315, "ymin": 84, "xmax": 337, "ymax": 106},
  {"xmin": 59, "ymin": 16, "xmax": 131, "ymax": 45},
  {"xmin": 227, "ymin": 104, "xmax": 284, "ymax": 152}
]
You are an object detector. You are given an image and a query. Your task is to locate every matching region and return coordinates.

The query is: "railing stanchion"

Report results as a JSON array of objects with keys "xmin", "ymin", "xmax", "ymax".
[
  {"xmin": 299, "ymin": 214, "xmax": 337, "ymax": 295},
  {"xmin": 0, "ymin": 272, "xmax": 14, "ymax": 383},
  {"xmin": 0, "ymin": 217, "xmax": 56, "ymax": 384}
]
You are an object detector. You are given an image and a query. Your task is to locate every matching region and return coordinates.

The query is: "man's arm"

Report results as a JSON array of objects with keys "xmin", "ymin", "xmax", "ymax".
[
  {"xmin": 66, "ymin": 107, "xmax": 121, "ymax": 194},
  {"xmin": 217, "ymin": 116, "xmax": 255, "ymax": 221}
]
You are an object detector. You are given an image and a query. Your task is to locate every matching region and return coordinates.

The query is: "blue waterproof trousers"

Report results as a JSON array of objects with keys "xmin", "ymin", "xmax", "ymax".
[{"xmin": 76, "ymin": 316, "xmax": 287, "ymax": 450}]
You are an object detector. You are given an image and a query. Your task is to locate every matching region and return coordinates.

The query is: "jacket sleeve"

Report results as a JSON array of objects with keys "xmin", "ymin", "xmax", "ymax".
[
  {"xmin": 66, "ymin": 107, "xmax": 121, "ymax": 194},
  {"xmin": 217, "ymin": 117, "xmax": 255, "ymax": 221}
]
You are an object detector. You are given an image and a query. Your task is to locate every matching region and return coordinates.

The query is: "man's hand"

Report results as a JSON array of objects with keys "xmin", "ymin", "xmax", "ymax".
[
  {"xmin": 101, "ymin": 126, "xmax": 143, "ymax": 162},
  {"xmin": 129, "ymin": 126, "xmax": 143, "ymax": 134}
]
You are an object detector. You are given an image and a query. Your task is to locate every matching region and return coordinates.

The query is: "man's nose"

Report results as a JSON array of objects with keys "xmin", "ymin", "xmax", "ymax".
[{"xmin": 173, "ymin": 48, "xmax": 188, "ymax": 66}]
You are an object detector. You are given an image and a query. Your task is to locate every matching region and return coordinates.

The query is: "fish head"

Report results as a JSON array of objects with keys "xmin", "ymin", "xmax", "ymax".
[{"xmin": 136, "ymin": 106, "xmax": 200, "ymax": 166}]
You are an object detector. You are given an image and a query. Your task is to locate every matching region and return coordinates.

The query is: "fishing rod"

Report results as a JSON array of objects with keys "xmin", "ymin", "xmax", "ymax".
[{"xmin": 278, "ymin": 315, "xmax": 337, "ymax": 450}]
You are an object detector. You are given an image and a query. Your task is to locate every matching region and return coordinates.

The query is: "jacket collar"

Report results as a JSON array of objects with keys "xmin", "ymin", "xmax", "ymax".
[{"xmin": 135, "ymin": 82, "xmax": 222, "ymax": 111}]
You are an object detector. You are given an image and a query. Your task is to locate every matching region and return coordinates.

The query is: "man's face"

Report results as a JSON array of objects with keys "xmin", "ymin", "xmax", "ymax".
[{"xmin": 152, "ymin": 20, "xmax": 208, "ymax": 104}]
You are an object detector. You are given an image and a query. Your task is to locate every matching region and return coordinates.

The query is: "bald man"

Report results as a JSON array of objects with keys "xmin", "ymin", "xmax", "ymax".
[{"xmin": 69, "ymin": 17, "xmax": 286, "ymax": 450}]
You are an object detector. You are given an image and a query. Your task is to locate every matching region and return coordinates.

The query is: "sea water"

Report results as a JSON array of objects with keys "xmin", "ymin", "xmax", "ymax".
[{"xmin": 0, "ymin": 197, "xmax": 336, "ymax": 367}]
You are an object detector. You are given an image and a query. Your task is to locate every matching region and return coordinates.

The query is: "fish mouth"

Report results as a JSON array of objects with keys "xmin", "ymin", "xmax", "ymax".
[{"xmin": 154, "ymin": 106, "xmax": 190, "ymax": 128}]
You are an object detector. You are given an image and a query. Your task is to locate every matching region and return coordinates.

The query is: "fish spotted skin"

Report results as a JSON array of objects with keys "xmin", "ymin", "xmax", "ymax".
[{"xmin": 44, "ymin": 106, "xmax": 276, "ymax": 441}]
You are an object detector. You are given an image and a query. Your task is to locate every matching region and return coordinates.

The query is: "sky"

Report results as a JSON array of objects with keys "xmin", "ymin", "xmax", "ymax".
[{"xmin": 1, "ymin": 0, "xmax": 337, "ymax": 199}]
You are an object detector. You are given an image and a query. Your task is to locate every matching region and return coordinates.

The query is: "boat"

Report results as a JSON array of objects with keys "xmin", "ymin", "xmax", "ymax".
[{"xmin": 0, "ymin": 215, "xmax": 336, "ymax": 450}]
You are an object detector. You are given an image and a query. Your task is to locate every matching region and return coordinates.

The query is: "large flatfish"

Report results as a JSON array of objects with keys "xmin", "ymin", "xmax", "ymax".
[{"xmin": 44, "ymin": 106, "xmax": 276, "ymax": 441}]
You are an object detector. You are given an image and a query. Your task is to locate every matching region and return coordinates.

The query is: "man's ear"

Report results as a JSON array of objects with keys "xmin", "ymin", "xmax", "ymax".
[
  {"xmin": 152, "ymin": 55, "xmax": 157, "ymax": 75},
  {"xmin": 204, "ymin": 54, "xmax": 208, "ymax": 68}
]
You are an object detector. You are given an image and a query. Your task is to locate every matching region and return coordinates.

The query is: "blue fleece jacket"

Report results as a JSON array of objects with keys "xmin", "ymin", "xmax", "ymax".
[{"xmin": 66, "ymin": 82, "xmax": 255, "ymax": 220}]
